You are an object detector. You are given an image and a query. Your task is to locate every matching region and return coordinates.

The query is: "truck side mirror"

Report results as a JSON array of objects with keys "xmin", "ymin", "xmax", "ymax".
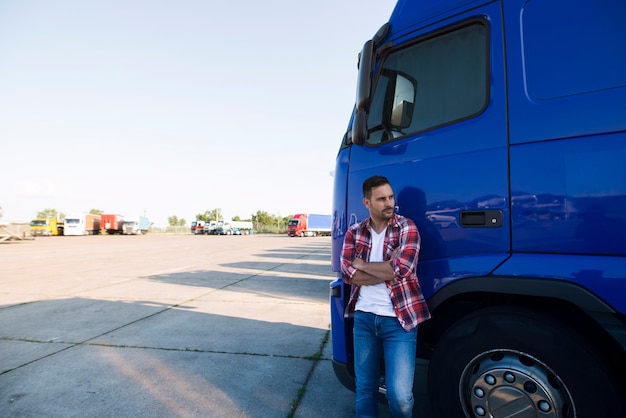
[
  {"xmin": 352, "ymin": 109, "xmax": 368, "ymax": 146},
  {"xmin": 352, "ymin": 40, "xmax": 375, "ymax": 146},
  {"xmin": 356, "ymin": 40, "xmax": 374, "ymax": 112}
]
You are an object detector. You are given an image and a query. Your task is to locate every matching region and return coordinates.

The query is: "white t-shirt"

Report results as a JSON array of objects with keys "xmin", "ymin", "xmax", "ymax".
[{"xmin": 355, "ymin": 227, "xmax": 396, "ymax": 317}]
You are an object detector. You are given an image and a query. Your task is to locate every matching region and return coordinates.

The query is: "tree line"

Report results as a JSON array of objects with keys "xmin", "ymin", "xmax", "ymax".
[{"xmin": 35, "ymin": 208, "xmax": 102, "ymax": 220}]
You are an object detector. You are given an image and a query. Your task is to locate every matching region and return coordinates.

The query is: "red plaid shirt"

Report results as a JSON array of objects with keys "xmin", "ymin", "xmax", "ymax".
[{"xmin": 340, "ymin": 213, "xmax": 431, "ymax": 331}]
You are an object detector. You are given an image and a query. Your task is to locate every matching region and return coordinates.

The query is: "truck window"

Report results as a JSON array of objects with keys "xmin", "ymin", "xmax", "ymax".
[{"xmin": 366, "ymin": 22, "xmax": 488, "ymax": 145}]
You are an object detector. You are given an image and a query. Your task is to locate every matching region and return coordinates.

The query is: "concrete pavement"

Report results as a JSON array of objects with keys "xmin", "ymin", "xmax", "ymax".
[{"xmin": 0, "ymin": 234, "xmax": 395, "ymax": 417}]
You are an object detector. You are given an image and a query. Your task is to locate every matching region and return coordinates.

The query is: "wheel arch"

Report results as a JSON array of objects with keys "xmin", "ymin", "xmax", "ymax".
[{"xmin": 419, "ymin": 276, "xmax": 626, "ymax": 378}]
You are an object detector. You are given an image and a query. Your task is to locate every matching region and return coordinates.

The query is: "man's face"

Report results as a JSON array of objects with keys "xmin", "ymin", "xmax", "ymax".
[{"xmin": 364, "ymin": 184, "xmax": 395, "ymax": 222}]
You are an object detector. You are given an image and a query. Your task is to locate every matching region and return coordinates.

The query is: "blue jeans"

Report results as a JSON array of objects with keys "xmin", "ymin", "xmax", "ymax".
[{"xmin": 353, "ymin": 311, "xmax": 417, "ymax": 418}]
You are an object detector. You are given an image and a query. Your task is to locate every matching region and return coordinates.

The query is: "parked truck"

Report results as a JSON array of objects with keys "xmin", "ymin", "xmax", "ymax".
[
  {"xmin": 191, "ymin": 220, "xmax": 205, "ymax": 234},
  {"xmin": 29, "ymin": 218, "xmax": 63, "ymax": 236},
  {"xmin": 100, "ymin": 214, "xmax": 124, "ymax": 234},
  {"xmin": 123, "ymin": 216, "xmax": 150, "ymax": 235},
  {"xmin": 329, "ymin": 1, "xmax": 626, "ymax": 416},
  {"xmin": 64, "ymin": 213, "xmax": 101, "ymax": 236},
  {"xmin": 203, "ymin": 220, "xmax": 218, "ymax": 234},
  {"xmin": 212, "ymin": 220, "xmax": 254, "ymax": 235},
  {"xmin": 287, "ymin": 214, "xmax": 331, "ymax": 237},
  {"xmin": 231, "ymin": 220, "xmax": 253, "ymax": 235}
]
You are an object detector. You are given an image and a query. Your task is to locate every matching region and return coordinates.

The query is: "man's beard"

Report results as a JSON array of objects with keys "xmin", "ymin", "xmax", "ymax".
[{"xmin": 381, "ymin": 208, "xmax": 394, "ymax": 219}]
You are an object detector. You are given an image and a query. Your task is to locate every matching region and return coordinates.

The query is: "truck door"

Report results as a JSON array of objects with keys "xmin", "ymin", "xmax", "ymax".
[{"xmin": 345, "ymin": 3, "xmax": 509, "ymax": 297}]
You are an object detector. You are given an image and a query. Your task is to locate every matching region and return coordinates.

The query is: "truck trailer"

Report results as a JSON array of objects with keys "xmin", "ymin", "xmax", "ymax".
[
  {"xmin": 123, "ymin": 216, "xmax": 149, "ymax": 235},
  {"xmin": 64, "ymin": 213, "xmax": 101, "ymax": 236},
  {"xmin": 287, "ymin": 213, "xmax": 331, "ymax": 237},
  {"xmin": 329, "ymin": 0, "xmax": 626, "ymax": 416},
  {"xmin": 101, "ymin": 214, "xmax": 124, "ymax": 235}
]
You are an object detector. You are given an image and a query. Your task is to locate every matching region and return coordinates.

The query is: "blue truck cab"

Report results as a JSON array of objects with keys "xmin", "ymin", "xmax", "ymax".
[{"xmin": 329, "ymin": 0, "xmax": 626, "ymax": 416}]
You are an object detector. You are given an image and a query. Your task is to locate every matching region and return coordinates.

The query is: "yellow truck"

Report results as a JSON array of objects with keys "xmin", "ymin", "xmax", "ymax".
[{"xmin": 30, "ymin": 218, "xmax": 64, "ymax": 236}]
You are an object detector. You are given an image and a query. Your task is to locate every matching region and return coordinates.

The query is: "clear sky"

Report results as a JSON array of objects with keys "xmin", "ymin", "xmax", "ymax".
[{"xmin": 0, "ymin": 0, "xmax": 396, "ymax": 226}]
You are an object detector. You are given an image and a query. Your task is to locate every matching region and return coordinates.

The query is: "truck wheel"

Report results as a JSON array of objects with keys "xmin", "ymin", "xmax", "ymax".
[{"xmin": 427, "ymin": 306, "xmax": 625, "ymax": 418}]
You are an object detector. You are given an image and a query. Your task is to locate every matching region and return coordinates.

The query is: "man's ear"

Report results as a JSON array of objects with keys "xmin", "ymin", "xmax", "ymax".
[{"xmin": 363, "ymin": 197, "xmax": 370, "ymax": 210}]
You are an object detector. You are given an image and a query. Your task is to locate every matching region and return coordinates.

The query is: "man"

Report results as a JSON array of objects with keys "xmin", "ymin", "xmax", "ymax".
[{"xmin": 341, "ymin": 176, "xmax": 430, "ymax": 418}]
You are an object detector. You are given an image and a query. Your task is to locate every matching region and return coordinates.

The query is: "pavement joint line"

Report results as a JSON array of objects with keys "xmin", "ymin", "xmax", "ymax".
[
  {"xmin": 0, "ymin": 334, "xmax": 332, "ymax": 380},
  {"xmin": 0, "ymin": 335, "xmax": 323, "ymax": 359},
  {"xmin": 288, "ymin": 328, "xmax": 331, "ymax": 417}
]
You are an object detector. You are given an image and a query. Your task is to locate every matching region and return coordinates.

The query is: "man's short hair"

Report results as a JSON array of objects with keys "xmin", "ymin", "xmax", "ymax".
[{"xmin": 363, "ymin": 176, "xmax": 390, "ymax": 199}]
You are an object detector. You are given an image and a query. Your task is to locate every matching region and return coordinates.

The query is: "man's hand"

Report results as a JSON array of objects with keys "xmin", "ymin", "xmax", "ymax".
[
  {"xmin": 350, "ymin": 254, "xmax": 396, "ymax": 284},
  {"xmin": 352, "ymin": 257, "xmax": 366, "ymax": 270}
]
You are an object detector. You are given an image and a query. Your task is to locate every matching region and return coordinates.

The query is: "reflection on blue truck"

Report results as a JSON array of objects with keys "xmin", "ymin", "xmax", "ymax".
[{"xmin": 329, "ymin": 0, "xmax": 626, "ymax": 416}]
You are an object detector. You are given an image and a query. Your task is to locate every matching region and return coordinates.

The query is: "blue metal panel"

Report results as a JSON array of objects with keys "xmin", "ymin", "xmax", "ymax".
[
  {"xmin": 421, "ymin": 253, "xmax": 509, "ymax": 298},
  {"xmin": 331, "ymin": 145, "xmax": 351, "ymax": 272},
  {"xmin": 493, "ymin": 254, "xmax": 626, "ymax": 313},
  {"xmin": 510, "ymin": 132, "xmax": 626, "ymax": 256},
  {"xmin": 504, "ymin": 0, "xmax": 626, "ymax": 144},
  {"xmin": 388, "ymin": 0, "xmax": 496, "ymax": 39},
  {"xmin": 329, "ymin": 278, "xmax": 349, "ymax": 363}
]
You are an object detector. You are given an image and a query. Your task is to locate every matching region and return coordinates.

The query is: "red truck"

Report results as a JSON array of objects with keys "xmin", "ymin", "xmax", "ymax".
[
  {"xmin": 101, "ymin": 214, "xmax": 124, "ymax": 234},
  {"xmin": 287, "ymin": 213, "xmax": 331, "ymax": 237},
  {"xmin": 190, "ymin": 220, "xmax": 205, "ymax": 235}
]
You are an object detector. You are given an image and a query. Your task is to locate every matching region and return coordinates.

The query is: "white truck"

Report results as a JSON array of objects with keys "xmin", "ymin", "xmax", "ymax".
[
  {"xmin": 122, "ymin": 216, "xmax": 150, "ymax": 235},
  {"xmin": 203, "ymin": 220, "xmax": 218, "ymax": 234},
  {"xmin": 64, "ymin": 213, "xmax": 101, "ymax": 236},
  {"xmin": 210, "ymin": 220, "xmax": 254, "ymax": 235}
]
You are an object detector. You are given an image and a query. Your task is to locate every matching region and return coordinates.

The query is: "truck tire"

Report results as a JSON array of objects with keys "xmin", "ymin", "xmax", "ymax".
[{"xmin": 427, "ymin": 306, "xmax": 625, "ymax": 418}]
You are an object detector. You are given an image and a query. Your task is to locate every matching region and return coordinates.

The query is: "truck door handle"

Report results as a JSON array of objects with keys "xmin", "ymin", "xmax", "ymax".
[{"xmin": 460, "ymin": 210, "xmax": 503, "ymax": 228}]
